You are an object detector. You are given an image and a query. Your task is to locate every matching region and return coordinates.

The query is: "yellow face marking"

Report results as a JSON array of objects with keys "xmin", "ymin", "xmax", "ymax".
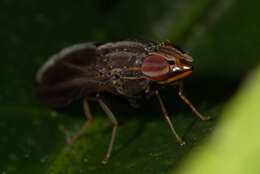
[{"xmin": 158, "ymin": 70, "xmax": 193, "ymax": 84}]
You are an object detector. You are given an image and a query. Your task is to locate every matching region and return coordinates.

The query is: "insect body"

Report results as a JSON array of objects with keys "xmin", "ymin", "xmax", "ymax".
[{"xmin": 35, "ymin": 40, "xmax": 209, "ymax": 164}]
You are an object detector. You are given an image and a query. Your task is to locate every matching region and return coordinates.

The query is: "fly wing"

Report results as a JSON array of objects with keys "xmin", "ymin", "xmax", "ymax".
[{"xmin": 35, "ymin": 43, "xmax": 100, "ymax": 108}]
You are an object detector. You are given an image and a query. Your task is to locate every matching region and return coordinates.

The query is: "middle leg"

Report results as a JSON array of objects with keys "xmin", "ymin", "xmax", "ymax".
[{"xmin": 155, "ymin": 90, "xmax": 185, "ymax": 145}]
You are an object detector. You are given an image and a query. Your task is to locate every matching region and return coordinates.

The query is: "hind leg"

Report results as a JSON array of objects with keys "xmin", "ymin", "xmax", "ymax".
[{"xmin": 67, "ymin": 99, "xmax": 93, "ymax": 145}]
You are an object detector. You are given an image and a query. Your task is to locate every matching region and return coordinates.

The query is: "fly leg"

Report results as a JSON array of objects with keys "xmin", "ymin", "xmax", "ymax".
[
  {"xmin": 178, "ymin": 83, "xmax": 210, "ymax": 120},
  {"xmin": 96, "ymin": 94, "xmax": 118, "ymax": 164},
  {"xmin": 155, "ymin": 90, "xmax": 185, "ymax": 145},
  {"xmin": 67, "ymin": 99, "xmax": 93, "ymax": 145}
]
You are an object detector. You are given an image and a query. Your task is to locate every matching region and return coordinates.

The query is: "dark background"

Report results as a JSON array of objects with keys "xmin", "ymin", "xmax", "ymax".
[{"xmin": 1, "ymin": 0, "xmax": 259, "ymax": 173}]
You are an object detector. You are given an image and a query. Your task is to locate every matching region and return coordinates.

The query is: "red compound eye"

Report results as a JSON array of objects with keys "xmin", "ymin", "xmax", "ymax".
[{"xmin": 141, "ymin": 55, "xmax": 170, "ymax": 81}]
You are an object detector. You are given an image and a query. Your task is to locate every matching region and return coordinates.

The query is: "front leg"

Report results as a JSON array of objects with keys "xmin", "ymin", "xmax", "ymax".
[{"xmin": 178, "ymin": 83, "xmax": 210, "ymax": 120}]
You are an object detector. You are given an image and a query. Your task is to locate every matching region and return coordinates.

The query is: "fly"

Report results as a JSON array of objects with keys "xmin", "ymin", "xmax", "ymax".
[{"xmin": 35, "ymin": 40, "xmax": 209, "ymax": 164}]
